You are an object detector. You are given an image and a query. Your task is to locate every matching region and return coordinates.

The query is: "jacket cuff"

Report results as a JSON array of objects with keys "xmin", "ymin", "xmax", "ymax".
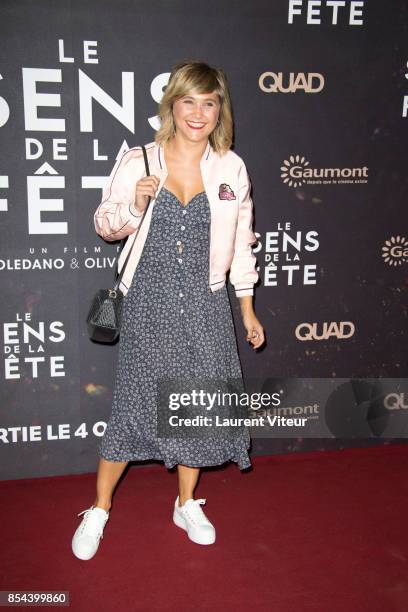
[
  {"xmin": 234, "ymin": 285, "xmax": 254, "ymax": 298},
  {"xmin": 129, "ymin": 201, "xmax": 144, "ymax": 218}
]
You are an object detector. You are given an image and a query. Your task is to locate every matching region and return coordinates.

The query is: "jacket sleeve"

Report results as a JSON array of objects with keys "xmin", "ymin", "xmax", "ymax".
[
  {"xmin": 94, "ymin": 149, "xmax": 145, "ymax": 242},
  {"xmin": 229, "ymin": 162, "xmax": 259, "ymax": 298}
]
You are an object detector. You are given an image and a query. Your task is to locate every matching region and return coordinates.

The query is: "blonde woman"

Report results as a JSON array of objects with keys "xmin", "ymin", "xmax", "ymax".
[{"xmin": 72, "ymin": 60, "xmax": 265, "ymax": 560}]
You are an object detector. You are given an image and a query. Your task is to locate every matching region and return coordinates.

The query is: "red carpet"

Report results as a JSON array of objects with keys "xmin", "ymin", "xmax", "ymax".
[{"xmin": 0, "ymin": 444, "xmax": 407, "ymax": 611}]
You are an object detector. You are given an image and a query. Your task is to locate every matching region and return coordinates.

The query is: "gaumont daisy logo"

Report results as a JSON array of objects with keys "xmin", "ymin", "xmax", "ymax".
[
  {"xmin": 280, "ymin": 155, "xmax": 369, "ymax": 188},
  {"xmin": 281, "ymin": 155, "xmax": 310, "ymax": 187},
  {"xmin": 381, "ymin": 236, "xmax": 408, "ymax": 266}
]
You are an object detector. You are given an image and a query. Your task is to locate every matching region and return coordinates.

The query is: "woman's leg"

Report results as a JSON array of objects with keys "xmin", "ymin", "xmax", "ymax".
[
  {"xmin": 177, "ymin": 464, "xmax": 200, "ymax": 505},
  {"xmin": 93, "ymin": 458, "xmax": 129, "ymax": 512}
]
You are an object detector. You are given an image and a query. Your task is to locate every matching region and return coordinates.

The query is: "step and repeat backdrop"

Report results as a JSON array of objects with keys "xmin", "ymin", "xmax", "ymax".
[{"xmin": 1, "ymin": 0, "xmax": 407, "ymax": 479}]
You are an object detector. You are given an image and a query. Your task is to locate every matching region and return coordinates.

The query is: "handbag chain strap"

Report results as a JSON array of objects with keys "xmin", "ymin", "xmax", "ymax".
[{"xmin": 112, "ymin": 144, "xmax": 151, "ymax": 292}]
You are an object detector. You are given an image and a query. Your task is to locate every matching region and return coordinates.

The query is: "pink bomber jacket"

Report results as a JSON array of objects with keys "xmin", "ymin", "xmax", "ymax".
[{"xmin": 94, "ymin": 140, "xmax": 259, "ymax": 298}]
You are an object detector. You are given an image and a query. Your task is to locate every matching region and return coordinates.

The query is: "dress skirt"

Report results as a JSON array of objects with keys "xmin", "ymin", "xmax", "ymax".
[{"xmin": 98, "ymin": 186, "xmax": 251, "ymax": 470}]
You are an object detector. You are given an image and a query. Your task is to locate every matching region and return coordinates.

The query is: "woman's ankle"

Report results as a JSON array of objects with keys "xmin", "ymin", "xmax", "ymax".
[
  {"xmin": 93, "ymin": 500, "xmax": 111, "ymax": 512},
  {"xmin": 178, "ymin": 496, "xmax": 193, "ymax": 507}
]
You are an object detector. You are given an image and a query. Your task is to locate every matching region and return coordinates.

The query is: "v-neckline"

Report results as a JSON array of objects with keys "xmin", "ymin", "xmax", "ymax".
[{"xmin": 162, "ymin": 186, "xmax": 206, "ymax": 208}]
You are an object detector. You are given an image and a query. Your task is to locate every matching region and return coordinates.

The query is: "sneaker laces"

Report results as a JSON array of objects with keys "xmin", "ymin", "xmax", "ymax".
[
  {"xmin": 182, "ymin": 498, "xmax": 212, "ymax": 527},
  {"xmin": 77, "ymin": 506, "xmax": 107, "ymax": 540}
]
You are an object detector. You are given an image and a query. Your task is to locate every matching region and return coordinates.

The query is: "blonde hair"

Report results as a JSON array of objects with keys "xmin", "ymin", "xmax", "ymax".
[{"xmin": 154, "ymin": 60, "xmax": 234, "ymax": 155}]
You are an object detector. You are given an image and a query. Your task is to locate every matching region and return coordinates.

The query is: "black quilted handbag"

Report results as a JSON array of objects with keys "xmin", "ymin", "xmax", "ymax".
[{"xmin": 86, "ymin": 145, "xmax": 151, "ymax": 343}]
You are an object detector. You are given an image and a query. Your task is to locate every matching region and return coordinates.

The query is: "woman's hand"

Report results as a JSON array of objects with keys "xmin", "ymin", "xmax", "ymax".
[
  {"xmin": 134, "ymin": 175, "xmax": 160, "ymax": 213},
  {"xmin": 238, "ymin": 296, "xmax": 265, "ymax": 349},
  {"xmin": 242, "ymin": 312, "xmax": 265, "ymax": 350}
]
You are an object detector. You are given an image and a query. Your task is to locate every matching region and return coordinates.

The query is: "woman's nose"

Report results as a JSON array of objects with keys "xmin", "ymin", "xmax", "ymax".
[{"xmin": 191, "ymin": 102, "xmax": 205, "ymax": 116}]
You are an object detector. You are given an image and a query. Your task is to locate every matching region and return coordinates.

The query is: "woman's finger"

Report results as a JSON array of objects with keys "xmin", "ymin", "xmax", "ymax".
[
  {"xmin": 247, "ymin": 327, "xmax": 265, "ymax": 348},
  {"xmin": 138, "ymin": 175, "xmax": 160, "ymax": 186}
]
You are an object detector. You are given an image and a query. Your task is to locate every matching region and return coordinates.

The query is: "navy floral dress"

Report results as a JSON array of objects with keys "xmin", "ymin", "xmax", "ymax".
[{"xmin": 98, "ymin": 186, "xmax": 251, "ymax": 470}]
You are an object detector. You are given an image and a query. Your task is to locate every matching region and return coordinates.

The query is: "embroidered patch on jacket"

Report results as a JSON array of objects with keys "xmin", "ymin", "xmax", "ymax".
[{"xmin": 218, "ymin": 183, "xmax": 236, "ymax": 201}]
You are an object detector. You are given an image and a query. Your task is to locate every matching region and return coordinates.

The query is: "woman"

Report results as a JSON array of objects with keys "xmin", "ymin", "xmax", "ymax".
[{"xmin": 72, "ymin": 60, "xmax": 265, "ymax": 560}]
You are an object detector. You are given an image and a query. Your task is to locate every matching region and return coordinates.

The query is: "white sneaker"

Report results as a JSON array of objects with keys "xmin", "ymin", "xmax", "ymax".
[
  {"xmin": 71, "ymin": 505, "xmax": 109, "ymax": 560},
  {"xmin": 173, "ymin": 496, "xmax": 216, "ymax": 545}
]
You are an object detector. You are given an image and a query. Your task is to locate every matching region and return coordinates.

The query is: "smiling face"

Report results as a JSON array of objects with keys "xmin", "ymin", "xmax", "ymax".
[{"xmin": 171, "ymin": 91, "xmax": 221, "ymax": 144}]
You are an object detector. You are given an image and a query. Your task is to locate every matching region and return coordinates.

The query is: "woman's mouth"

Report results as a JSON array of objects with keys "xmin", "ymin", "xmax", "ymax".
[{"xmin": 186, "ymin": 121, "xmax": 206, "ymax": 130}]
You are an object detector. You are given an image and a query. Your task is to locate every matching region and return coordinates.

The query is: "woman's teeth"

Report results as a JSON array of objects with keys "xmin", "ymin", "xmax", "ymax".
[{"xmin": 186, "ymin": 121, "xmax": 205, "ymax": 129}]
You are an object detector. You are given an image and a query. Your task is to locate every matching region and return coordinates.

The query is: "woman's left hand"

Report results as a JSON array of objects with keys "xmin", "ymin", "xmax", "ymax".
[{"xmin": 242, "ymin": 313, "xmax": 265, "ymax": 349}]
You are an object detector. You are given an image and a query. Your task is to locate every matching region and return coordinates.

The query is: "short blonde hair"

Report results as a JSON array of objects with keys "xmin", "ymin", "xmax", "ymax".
[{"xmin": 154, "ymin": 60, "xmax": 233, "ymax": 155}]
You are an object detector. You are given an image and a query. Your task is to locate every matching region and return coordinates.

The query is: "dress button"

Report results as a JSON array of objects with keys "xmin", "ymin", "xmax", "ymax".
[
  {"xmin": 178, "ymin": 258, "xmax": 183, "ymax": 264},
  {"xmin": 180, "ymin": 309, "xmax": 184, "ymax": 314},
  {"xmin": 179, "ymin": 292, "xmax": 184, "ymax": 297},
  {"xmin": 182, "ymin": 210, "xmax": 187, "ymax": 215},
  {"xmin": 176, "ymin": 240, "xmax": 182, "ymax": 245},
  {"xmin": 181, "ymin": 225, "xmax": 185, "ymax": 231}
]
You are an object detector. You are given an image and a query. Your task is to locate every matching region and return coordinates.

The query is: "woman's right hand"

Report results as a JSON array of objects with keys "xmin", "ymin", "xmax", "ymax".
[{"xmin": 134, "ymin": 175, "xmax": 160, "ymax": 213}]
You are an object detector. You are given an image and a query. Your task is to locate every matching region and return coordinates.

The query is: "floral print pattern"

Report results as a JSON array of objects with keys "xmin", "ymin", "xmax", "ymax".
[{"xmin": 98, "ymin": 187, "xmax": 251, "ymax": 470}]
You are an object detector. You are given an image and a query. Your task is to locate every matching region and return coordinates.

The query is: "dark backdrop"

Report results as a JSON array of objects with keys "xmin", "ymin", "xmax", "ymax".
[{"xmin": 1, "ymin": 0, "xmax": 407, "ymax": 479}]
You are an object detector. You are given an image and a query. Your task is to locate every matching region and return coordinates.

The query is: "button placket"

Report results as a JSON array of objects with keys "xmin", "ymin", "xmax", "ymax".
[{"xmin": 177, "ymin": 207, "xmax": 187, "ymax": 315}]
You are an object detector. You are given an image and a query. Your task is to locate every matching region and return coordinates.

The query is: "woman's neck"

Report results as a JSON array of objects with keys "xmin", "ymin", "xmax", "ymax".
[{"xmin": 165, "ymin": 135, "xmax": 209, "ymax": 163}]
